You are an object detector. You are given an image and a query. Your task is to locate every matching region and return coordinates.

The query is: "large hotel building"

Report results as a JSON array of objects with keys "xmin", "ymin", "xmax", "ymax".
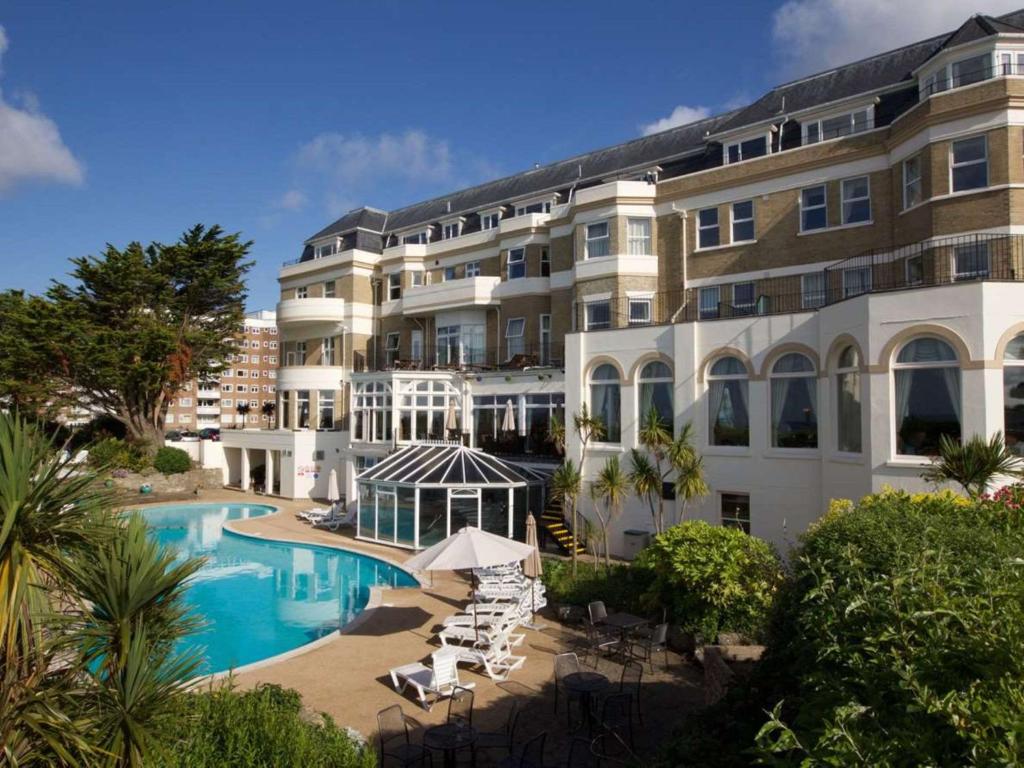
[{"xmin": 223, "ymin": 10, "xmax": 1024, "ymax": 554}]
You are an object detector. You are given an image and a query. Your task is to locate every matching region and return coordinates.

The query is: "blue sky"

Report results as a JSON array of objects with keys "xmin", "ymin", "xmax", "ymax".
[{"xmin": 0, "ymin": 0, "xmax": 1016, "ymax": 310}]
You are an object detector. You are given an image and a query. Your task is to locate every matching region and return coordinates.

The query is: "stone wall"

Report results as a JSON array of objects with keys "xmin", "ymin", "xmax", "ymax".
[
  {"xmin": 700, "ymin": 644, "xmax": 765, "ymax": 706},
  {"xmin": 109, "ymin": 468, "xmax": 223, "ymax": 498}
]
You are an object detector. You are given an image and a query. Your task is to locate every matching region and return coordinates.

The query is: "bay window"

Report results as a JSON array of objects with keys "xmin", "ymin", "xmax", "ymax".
[
  {"xmin": 505, "ymin": 318, "xmax": 525, "ymax": 359},
  {"xmin": 627, "ymin": 218, "xmax": 652, "ymax": 255},
  {"xmin": 507, "ymin": 248, "xmax": 526, "ymax": 279},
  {"xmin": 586, "ymin": 222, "xmax": 610, "ymax": 258},
  {"xmin": 951, "ymin": 135, "xmax": 988, "ymax": 192}
]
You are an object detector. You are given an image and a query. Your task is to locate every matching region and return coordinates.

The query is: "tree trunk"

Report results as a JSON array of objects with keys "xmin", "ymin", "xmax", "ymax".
[
  {"xmin": 119, "ymin": 410, "xmax": 165, "ymax": 454},
  {"xmin": 571, "ymin": 500, "xmax": 578, "ymax": 579}
]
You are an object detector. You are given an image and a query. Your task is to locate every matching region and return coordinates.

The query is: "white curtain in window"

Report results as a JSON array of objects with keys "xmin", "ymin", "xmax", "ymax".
[
  {"xmin": 837, "ymin": 372, "xmax": 861, "ymax": 451},
  {"xmin": 708, "ymin": 380, "xmax": 727, "ymax": 433},
  {"xmin": 894, "ymin": 369, "xmax": 914, "ymax": 434},
  {"xmin": 592, "ymin": 383, "xmax": 621, "ymax": 441},
  {"xmin": 942, "ymin": 367, "xmax": 962, "ymax": 424},
  {"xmin": 771, "ymin": 378, "xmax": 791, "ymax": 444}
]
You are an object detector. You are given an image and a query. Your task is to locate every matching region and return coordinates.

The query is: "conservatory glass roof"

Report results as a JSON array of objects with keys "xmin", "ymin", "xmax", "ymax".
[{"xmin": 356, "ymin": 444, "xmax": 548, "ymax": 487}]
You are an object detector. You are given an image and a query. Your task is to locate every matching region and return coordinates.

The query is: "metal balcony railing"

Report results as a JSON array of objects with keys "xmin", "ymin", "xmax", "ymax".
[{"xmin": 360, "ymin": 342, "xmax": 565, "ymax": 373}]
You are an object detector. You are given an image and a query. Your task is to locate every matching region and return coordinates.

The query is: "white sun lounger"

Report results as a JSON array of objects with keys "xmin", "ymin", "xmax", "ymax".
[
  {"xmin": 388, "ymin": 649, "xmax": 473, "ymax": 711},
  {"xmin": 297, "ymin": 507, "xmax": 329, "ymax": 522},
  {"xmin": 451, "ymin": 643, "xmax": 526, "ymax": 682},
  {"xmin": 438, "ymin": 622, "xmax": 525, "ymax": 648},
  {"xmin": 313, "ymin": 505, "xmax": 355, "ymax": 531}
]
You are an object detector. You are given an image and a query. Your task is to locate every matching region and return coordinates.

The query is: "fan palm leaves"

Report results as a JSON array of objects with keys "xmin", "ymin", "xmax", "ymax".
[
  {"xmin": 921, "ymin": 431, "xmax": 1023, "ymax": 498},
  {"xmin": 667, "ymin": 422, "xmax": 709, "ymax": 525},
  {"xmin": 550, "ymin": 459, "xmax": 583, "ymax": 577},
  {"xmin": 591, "ymin": 457, "xmax": 630, "ymax": 566}
]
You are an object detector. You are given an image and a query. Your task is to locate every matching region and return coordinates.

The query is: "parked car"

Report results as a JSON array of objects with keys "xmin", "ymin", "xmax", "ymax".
[
  {"xmin": 165, "ymin": 430, "xmax": 183, "ymax": 442},
  {"xmin": 198, "ymin": 427, "xmax": 221, "ymax": 441},
  {"xmin": 177, "ymin": 430, "xmax": 200, "ymax": 442}
]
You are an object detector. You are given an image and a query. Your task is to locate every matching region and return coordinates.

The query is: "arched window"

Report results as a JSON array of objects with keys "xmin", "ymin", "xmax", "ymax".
[
  {"xmin": 589, "ymin": 364, "xmax": 621, "ymax": 442},
  {"xmin": 770, "ymin": 353, "xmax": 817, "ymax": 448},
  {"xmin": 1004, "ymin": 334, "xmax": 1024, "ymax": 455},
  {"xmin": 707, "ymin": 356, "xmax": 749, "ymax": 446},
  {"xmin": 893, "ymin": 337, "xmax": 961, "ymax": 456},
  {"xmin": 835, "ymin": 346, "xmax": 862, "ymax": 453},
  {"xmin": 638, "ymin": 361, "xmax": 673, "ymax": 432}
]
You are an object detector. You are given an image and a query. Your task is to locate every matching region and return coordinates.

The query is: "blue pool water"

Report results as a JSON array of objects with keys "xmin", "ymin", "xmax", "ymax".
[{"xmin": 137, "ymin": 503, "xmax": 418, "ymax": 674}]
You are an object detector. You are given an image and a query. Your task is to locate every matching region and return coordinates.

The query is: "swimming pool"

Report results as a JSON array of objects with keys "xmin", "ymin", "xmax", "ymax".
[{"xmin": 137, "ymin": 503, "xmax": 418, "ymax": 675}]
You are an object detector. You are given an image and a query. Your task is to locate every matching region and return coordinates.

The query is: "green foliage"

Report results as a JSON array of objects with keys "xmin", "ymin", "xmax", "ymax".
[
  {"xmin": 153, "ymin": 446, "xmax": 192, "ymax": 475},
  {"xmin": 590, "ymin": 456, "xmax": 630, "ymax": 566},
  {"xmin": 636, "ymin": 521, "xmax": 782, "ymax": 641},
  {"xmin": 154, "ymin": 683, "xmax": 375, "ymax": 768},
  {"xmin": 541, "ymin": 558, "xmax": 650, "ymax": 616},
  {"xmin": 921, "ymin": 430, "xmax": 1023, "ymax": 497},
  {"xmin": 17, "ymin": 225, "xmax": 252, "ymax": 448},
  {"xmin": 630, "ymin": 414, "xmax": 708, "ymax": 533},
  {"xmin": 659, "ymin": 488, "xmax": 1024, "ymax": 766},
  {"xmin": 88, "ymin": 436, "xmax": 151, "ymax": 472}
]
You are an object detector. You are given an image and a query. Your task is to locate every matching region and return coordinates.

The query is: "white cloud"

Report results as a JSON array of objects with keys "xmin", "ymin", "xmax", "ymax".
[
  {"xmin": 772, "ymin": 0, "xmax": 1024, "ymax": 78},
  {"xmin": 639, "ymin": 105, "xmax": 711, "ymax": 136},
  {"xmin": 290, "ymin": 129, "xmax": 496, "ymax": 218},
  {"xmin": 0, "ymin": 25, "xmax": 84, "ymax": 194},
  {"xmin": 275, "ymin": 189, "xmax": 306, "ymax": 211}
]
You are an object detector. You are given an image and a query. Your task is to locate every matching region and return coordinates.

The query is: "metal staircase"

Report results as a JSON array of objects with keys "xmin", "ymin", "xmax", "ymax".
[{"xmin": 540, "ymin": 497, "xmax": 587, "ymax": 556}]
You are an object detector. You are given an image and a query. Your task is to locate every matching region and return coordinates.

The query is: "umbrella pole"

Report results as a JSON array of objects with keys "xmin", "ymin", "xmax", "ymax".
[{"xmin": 472, "ymin": 571, "xmax": 479, "ymax": 645}]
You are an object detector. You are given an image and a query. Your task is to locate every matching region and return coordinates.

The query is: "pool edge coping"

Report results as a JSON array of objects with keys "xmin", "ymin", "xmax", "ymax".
[{"xmin": 162, "ymin": 505, "xmax": 424, "ymax": 686}]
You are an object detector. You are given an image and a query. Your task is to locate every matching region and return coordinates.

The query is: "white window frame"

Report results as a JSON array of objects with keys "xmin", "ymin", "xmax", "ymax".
[
  {"xmin": 724, "ymin": 132, "xmax": 770, "ymax": 164},
  {"xmin": 387, "ymin": 272, "xmax": 401, "ymax": 301},
  {"xmin": 698, "ymin": 286, "xmax": 720, "ymax": 320},
  {"xmin": 505, "ymin": 317, "xmax": 525, "ymax": 359},
  {"xmin": 697, "ymin": 207, "xmax": 720, "ymax": 249},
  {"xmin": 730, "ymin": 200, "xmax": 755, "ymax": 243},
  {"xmin": 321, "ymin": 336, "xmax": 335, "ymax": 366},
  {"xmin": 802, "ymin": 105, "xmax": 873, "ymax": 145},
  {"xmin": 539, "ymin": 314, "xmax": 551, "ymax": 363},
  {"xmin": 628, "ymin": 296, "xmax": 653, "ymax": 326},
  {"xmin": 443, "ymin": 266, "xmax": 457, "ymax": 282},
  {"xmin": 842, "ymin": 265, "xmax": 872, "ymax": 298},
  {"xmin": 401, "ymin": 230, "xmax": 428, "ymax": 245},
  {"xmin": 953, "ymin": 241, "xmax": 991, "ymax": 281},
  {"xmin": 801, "ymin": 272, "xmax": 826, "ymax": 309},
  {"xmin": 480, "ymin": 210, "xmax": 500, "ymax": 230},
  {"xmin": 840, "ymin": 176, "xmax": 871, "ymax": 225},
  {"xmin": 465, "ymin": 260, "xmax": 481, "ymax": 278},
  {"xmin": 296, "ymin": 285, "xmax": 308, "ymax": 299},
  {"xmin": 441, "ymin": 220, "xmax": 462, "ymax": 240},
  {"xmin": 540, "ymin": 248, "xmax": 550, "ymax": 276},
  {"xmin": 323, "ymin": 280, "xmax": 336, "ymax": 298},
  {"xmin": 626, "ymin": 217, "xmax": 652, "ymax": 255},
  {"xmin": 903, "ymin": 155, "xmax": 923, "ymax": 210},
  {"xmin": 314, "ymin": 241, "xmax": 338, "ymax": 259},
  {"xmin": 950, "ymin": 135, "xmax": 988, "ymax": 193},
  {"xmin": 507, "ymin": 248, "xmax": 526, "ymax": 279},
  {"xmin": 409, "ymin": 271, "xmax": 424, "ymax": 288},
  {"xmin": 800, "ymin": 185, "xmax": 828, "ymax": 232},
  {"xmin": 585, "ymin": 221, "xmax": 610, "ymax": 259},
  {"xmin": 584, "ymin": 300, "xmax": 612, "ymax": 331},
  {"xmin": 720, "ymin": 492, "xmax": 751, "ymax": 533}
]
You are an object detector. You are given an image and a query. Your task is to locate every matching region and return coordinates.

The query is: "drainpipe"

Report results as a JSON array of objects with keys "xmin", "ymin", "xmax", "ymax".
[{"xmin": 670, "ymin": 204, "xmax": 689, "ymax": 323}]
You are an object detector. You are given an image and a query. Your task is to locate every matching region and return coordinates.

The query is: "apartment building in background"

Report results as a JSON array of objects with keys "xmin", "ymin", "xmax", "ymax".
[
  {"xmin": 166, "ymin": 310, "xmax": 279, "ymax": 431},
  {"xmin": 223, "ymin": 10, "xmax": 1024, "ymax": 555}
]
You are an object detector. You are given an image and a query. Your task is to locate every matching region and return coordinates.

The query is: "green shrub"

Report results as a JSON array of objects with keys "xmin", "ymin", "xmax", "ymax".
[
  {"xmin": 87, "ymin": 436, "xmax": 150, "ymax": 472},
  {"xmin": 658, "ymin": 489, "xmax": 1024, "ymax": 766},
  {"xmin": 154, "ymin": 683, "xmax": 375, "ymax": 768},
  {"xmin": 635, "ymin": 520, "xmax": 782, "ymax": 641},
  {"xmin": 153, "ymin": 446, "xmax": 192, "ymax": 475},
  {"xmin": 541, "ymin": 558, "xmax": 651, "ymax": 615}
]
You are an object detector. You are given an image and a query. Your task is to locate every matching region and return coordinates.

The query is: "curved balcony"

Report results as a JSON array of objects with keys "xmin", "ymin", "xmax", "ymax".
[
  {"xmin": 402, "ymin": 276, "xmax": 501, "ymax": 316},
  {"xmin": 276, "ymin": 297, "xmax": 347, "ymax": 328},
  {"xmin": 277, "ymin": 365, "xmax": 347, "ymax": 390}
]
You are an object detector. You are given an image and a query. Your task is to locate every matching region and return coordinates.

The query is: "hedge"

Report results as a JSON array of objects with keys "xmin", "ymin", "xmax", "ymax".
[{"xmin": 153, "ymin": 446, "xmax": 192, "ymax": 475}]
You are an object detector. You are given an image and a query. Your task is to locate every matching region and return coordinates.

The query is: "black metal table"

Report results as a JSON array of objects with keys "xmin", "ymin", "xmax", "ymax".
[
  {"xmin": 563, "ymin": 671, "xmax": 610, "ymax": 734},
  {"xmin": 600, "ymin": 612, "xmax": 649, "ymax": 660},
  {"xmin": 423, "ymin": 722, "xmax": 477, "ymax": 768}
]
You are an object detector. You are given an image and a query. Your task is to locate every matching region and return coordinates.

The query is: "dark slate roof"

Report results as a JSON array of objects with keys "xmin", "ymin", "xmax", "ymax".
[
  {"xmin": 306, "ymin": 206, "xmax": 388, "ymax": 243},
  {"xmin": 305, "ymin": 9, "xmax": 1024, "ymax": 243},
  {"xmin": 716, "ymin": 10, "xmax": 1024, "ymax": 135},
  {"xmin": 381, "ymin": 111, "xmax": 735, "ymax": 233}
]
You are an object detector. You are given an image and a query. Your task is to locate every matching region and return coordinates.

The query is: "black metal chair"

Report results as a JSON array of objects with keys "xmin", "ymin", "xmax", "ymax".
[
  {"xmin": 629, "ymin": 622, "xmax": 669, "ymax": 672},
  {"xmin": 553, "ymin": 651, "xmax": 581, "ymax": 720},
  {"xmin": 598, "ymin": 693, "xmax": 634, "ymax": 750},
  {"xmin": 377, "ymin": 705, "xmax": 432, "ymax": 767},
  {"xmin": 583, "ymin": 620, "xmax": 620, "ymax": 664},
  {"xmin": 587, "ymin": 601, "xmax": 608, "ymax": 625},
  {"xmin": 619, "ymin": 660, "xmax": 644, "ymax": 725},
  {"xmin": 447, "ymin": 685, "xmax": 474, "ymax": 727},
  {"xmin": 500, "ymin": 731, "xmax": 546, "ymax": 768},
  {"xmin": 476, "ymin": 698, "xmax": 519, "ymax": 762}
]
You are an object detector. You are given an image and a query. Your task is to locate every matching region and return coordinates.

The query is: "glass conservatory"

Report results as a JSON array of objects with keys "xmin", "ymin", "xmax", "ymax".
[{"xmin": 355, "ymin": 444, "xmax": 548, "ymax": 550}]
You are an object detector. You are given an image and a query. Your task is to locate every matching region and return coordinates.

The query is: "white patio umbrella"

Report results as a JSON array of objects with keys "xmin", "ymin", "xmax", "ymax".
[
  {"xmin": 522, "ymin": 513, "xmax": 545, "ymax": 629},
  {"xmin": 501, "ymin": 399, "xmax": 516, "ymax": 433},
  {"xmin": 405, "ymin": 526, "xmax": 536, "ymax": 640},
  {"xmin": 327, "ymin": 467, "xmax": 341, "ymax": 512},
  {"xmin": 445, "ymin": 400, "xmax": 459, "ymax": 437}
]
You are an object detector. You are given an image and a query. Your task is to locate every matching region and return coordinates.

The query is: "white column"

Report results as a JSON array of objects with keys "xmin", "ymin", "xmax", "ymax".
[
  {"xmin": 413, "ymin": 488, "xmax": 421, "ymax": 549},
  {"xmin": 507, "ymin": 487, "xmax": 514, "ymax": 538},
  {"xmin": 265, "ymin": 449, "xmax": 275, "ymax": 496},
  {"xmin": 240, "ymin": 448, "xmax": 250, "ymax": 491}
]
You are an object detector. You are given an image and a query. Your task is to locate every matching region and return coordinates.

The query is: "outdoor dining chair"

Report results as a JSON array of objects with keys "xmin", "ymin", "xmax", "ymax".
[
  {"xmin": 599, "ymin": 693, "xmax": 634, "ymax": 750},
  {"xmin": 475, "ymin": 698, "xmax": 520, "ymax": 762},
  {"xmin": 447, "ymin": 685, "xmax": 474, "ymax": 727},
  {"xmin": 629, "ymin": 622, "xmax": 669, "ymax": 672},
  {"xmin": 500, "ymin": 731, "xmax": 546, "ymax": 768},
  {"xmin": 587, "ymin": 601, "xmax": 608, "ymax": 625},
  {"xmin": 619, "ymin": 661, "xmax": 644, "ymax": 725},
  {"xmin": 553, "ymin": 652, "xmax": 581, "ymax": 719},
  {"xmin": 377, "ymin": 705, "xmax": 432, "ymax": 768}
]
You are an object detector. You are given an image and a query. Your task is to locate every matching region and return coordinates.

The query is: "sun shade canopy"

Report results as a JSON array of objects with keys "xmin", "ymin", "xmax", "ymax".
[{"xmin": 356, "ymin": 443, "xmax": 539, "ymax": 487}]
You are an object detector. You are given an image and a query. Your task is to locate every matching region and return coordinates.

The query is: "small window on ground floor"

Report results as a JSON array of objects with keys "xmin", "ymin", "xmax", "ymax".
[{"xmin": 721, "ymin": 493, "xmax": 750, "ymax": 534}]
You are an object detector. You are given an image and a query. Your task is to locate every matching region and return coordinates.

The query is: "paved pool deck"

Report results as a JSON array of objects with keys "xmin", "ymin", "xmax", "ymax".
[{"xmin": 141, "ymin": 489, "xmax": 704, "ymax": 761}]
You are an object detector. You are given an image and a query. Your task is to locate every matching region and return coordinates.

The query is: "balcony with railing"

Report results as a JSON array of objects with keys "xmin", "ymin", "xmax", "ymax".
[
  {"xmin": 401, "ymin": 276, "xmax": 501, "ymax": 315},
  {"xmin": 573, "ymin": 234, "xmax": 1024, "ymax": 331},
  {"xmin": 360, "ymin": 341, "xmax": 564, "ymax": 373},
  {"xmin": 276, "ymin": 297, "xmax": 347, "ymax": 327}
]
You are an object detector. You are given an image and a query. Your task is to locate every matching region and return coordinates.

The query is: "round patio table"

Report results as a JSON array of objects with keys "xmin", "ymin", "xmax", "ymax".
[
  {"xmin": 563, "ymin": 671, "xmax": 610, "ymax": 734},
  {"xmin": 423, "ymin": 722, "xmax": 477, "ymax": 768}
]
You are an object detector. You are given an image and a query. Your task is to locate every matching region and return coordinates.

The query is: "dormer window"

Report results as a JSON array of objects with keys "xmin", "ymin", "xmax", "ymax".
[
  {"xmin": 921, "ymin": 50, "xmax": 997, "ymax": 99},
  {"xmin": 314, "ymin": 241, "xmax": 338, "ymax": 259},
  {"xmin": 803, "ymin": 107, "xmax": 872, "ymax": 144},
  {"xmin": 402, "ymin": 230, "xmax": 428, "ymax": 245},
  {"xmin": 441, "ymin": 220, "xmax": 462, "ymax": 240},
  {"xmin": 480, "ymin": 211, "xmax": 500, "ymax": 230},
  {"xmin": 725, "ymin": 134, "xmax": 768, "ymax": 164},
  {"xmin": 513, "ymin": 197, "xmax": 555, "ymax": 217}
]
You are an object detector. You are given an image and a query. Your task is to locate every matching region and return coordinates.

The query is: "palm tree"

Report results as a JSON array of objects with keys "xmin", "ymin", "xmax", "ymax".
[
  {"xmin": 591, "ymin": 456, "xmax": 630, "ymax": 567},
  {"xmin": 235, "ymin": 401, "xmax": 251, "ymax": 428},
  {"xmin": 667, "ymin": 422, "xmax": 710, "ymax": 525},
  {"xmin": 548, "ymin": 412, "xmax": 565, "ymax": 455},
  {"xmin": 550, "ymin": 459, "xmax": 583, "ymax": 577},
  {"xmin": 261, "ymin": 400, "xmax": 276, "ymax": 428},
  {"xmin": 921, "ymin": 431, "xmax": 1023, "ymax": 498},
  {"xmin": 628, "ymin": 449, "xmax": 664, "ymax": 534}
]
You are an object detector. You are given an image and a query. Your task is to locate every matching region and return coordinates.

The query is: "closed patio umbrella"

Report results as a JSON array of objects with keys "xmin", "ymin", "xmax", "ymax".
[
  {"xmin": 523, "ymin": 513, "xmax": 545, "ymax": 629},
  {"xmin": 327, "ymin": 467, "xmax": 341, "ymax": 513},
  {"xmin": 501, "ymin": 399, "xmax": 516, "ymax": 433},
  {"xmin": 404, "ymin": 526, "xmax": 536, "ymax": 640},
  {"xmin": 445, "ymin": 400, "xmax": 459, "ymax": 437}
]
